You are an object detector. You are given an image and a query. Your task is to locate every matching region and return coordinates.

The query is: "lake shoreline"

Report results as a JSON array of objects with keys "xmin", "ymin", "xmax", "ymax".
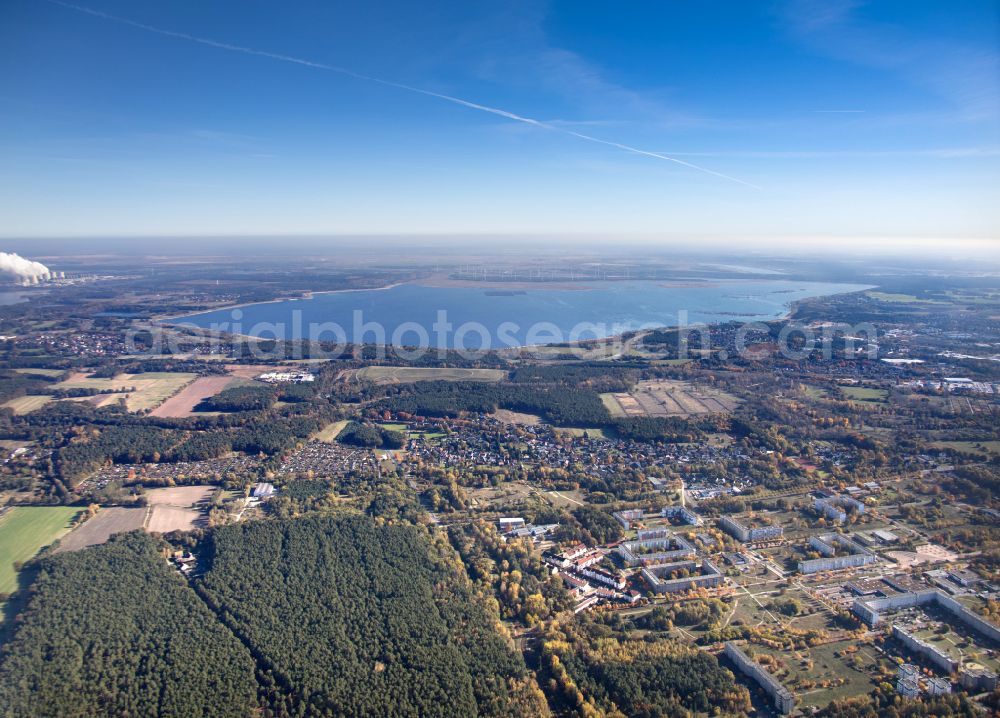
[{"xmin": 160, "ymin": 280, "xmax": 873, "ymax": 350}]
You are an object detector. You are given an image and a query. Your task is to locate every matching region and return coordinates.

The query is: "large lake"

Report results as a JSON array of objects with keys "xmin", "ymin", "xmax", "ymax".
[{"xmin": 174, "ymin": 280, "xmax": 871, "ymax": 349}]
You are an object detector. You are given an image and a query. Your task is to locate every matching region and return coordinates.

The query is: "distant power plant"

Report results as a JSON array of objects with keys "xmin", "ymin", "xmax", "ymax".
[{"xmin": 0, "ymin": 252, "xmax": 63, "ymax": 285}]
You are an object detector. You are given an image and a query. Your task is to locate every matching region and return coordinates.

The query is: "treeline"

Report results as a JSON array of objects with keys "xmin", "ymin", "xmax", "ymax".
[
  {"xmin": 943, "ymin": 464, "xmax": 1000, "ymax": 507},
  {"xmin": 0, "ymin": 532, "xmax": 258, "ymax": 717},
  {"xmin": 374, "ymin": 380, "xmax": 611, "ymax": 427},
  {"xmin": 198, "ymin": 384, "xmax": 277, "ymax": 412},
  {"xmin": 448, "ymin": 520, "xmax": 570, "ymax": 626},
  {"xmin": 338, "ymin": 421, "xmax": 405, "ymax": 448},
  {"xmin": 0, "ymin": 369, "xmax": 58, "ymax": 404},
  {"xmin": 510, "ymin": 364, "xmax": 640, "ymax": 392},
  {"xmin": 817, "ymin": 692, "xmax": 982, "ymax": 718},
  {"xmin": 613, "ymin": 416, "xmax": 708, "ymax": 443},
  {"xmin": 538, "ymin": 615, "xmax": 751, "ymax": 717},
  {"xmin": 54, "ymin": 411, "xmax": 334, "ymax": 487},
  {"xmin": 197, "ymin": 515, "xmax": 547, "ymax": 717},
  {"xmin": 373, "ymin": 381, "xmax": 715, "ymax": 442}
]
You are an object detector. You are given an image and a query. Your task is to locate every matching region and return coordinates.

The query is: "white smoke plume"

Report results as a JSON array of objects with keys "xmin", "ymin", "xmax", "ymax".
[{"xmin": 0, "ymin": 252, "xmax": 51, "ymax": 281}]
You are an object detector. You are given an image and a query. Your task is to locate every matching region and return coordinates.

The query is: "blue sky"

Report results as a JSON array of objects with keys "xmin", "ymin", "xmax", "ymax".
[{"xmin": 1, "ymin": 0, "xmax": 998, "ymax": 244}]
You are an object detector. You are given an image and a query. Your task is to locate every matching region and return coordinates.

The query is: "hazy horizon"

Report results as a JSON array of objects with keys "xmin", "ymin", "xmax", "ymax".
[{"xmin": 2, "ymin": 234, "xmax": 999, "ymax": 264}]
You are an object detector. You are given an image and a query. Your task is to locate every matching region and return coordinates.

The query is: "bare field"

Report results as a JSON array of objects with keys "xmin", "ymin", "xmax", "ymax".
[
  {"xmin": 493, "ymin": 409, "xmax": 541, "ymax": 425},
  {"xmin": 1, "ymin": 395, "xmax": 53, "ymax": 415},
  {"xmin": 347, "ymin": 366, "xmax": 507, "ymax": 385},
  {"xmin": 146, "ymin": 505, "xmax": 204, "ymax": 533},
  {"xmin": 601, "ymin": 380, "xmax": 739, "ymax": 418},
  {"xmin": 145, "ymin": 485, "xmax": 217, "ymax": 506},
  {"xmin": 54, "ymin": 371, "xmax": 198, "ymax": 412},
  {"xmin": 313, "ymin": 420, "xmax": 349, "ymax": 442},
  {"xmin": 55, "ymin": 507, "xmax": 147, "ymax": 552},
  {"xmin": 143, "ymin": 485, "xmax": 216, "ymax": 533},
  {"xmin": 149, "ymin": 375, "xmax": 236, "ymax": 417}
]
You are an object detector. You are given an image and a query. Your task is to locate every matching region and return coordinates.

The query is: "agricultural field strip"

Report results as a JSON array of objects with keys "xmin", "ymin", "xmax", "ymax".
[
  {"xmin": 0, "ymin": 507, "xmax": 81, "ymax": 593},
  {"xmin": 349, "ymin": 366, "xmax": 508, "ymax": 384},
  {"xmin": 601, "ymin": 380, "xmax": 738, "ymax": 418}
]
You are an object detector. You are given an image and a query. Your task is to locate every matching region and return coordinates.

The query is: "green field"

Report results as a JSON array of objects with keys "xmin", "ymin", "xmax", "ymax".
[
  {"xmin": 313, "ymin": 420, "xmax": 348, "ymax": 442},
  {"xmin": 865, "ymin": 291, "xmax": 944, "ymax": 305},
  {"xmin": 54, "ymin": 371, "xmax": 197, "ymax": 412},
  {"xmin": 350, "ymin": 366, "xmax": 507, "ymax": 384},
  {"xmin": 554, "ymin": 427, "xmax": 608, "ymax": 440},
  {"xmin": 12, "ymin": 367, "xmax": 65, "ymax": 378},
  {"xmin": 803, "ymin": 384, "xmax": 831, "ymax": 400},
  {"xmin": 841, "ymin": 386, "xmax": 888, "ymax": 402},
  {"xmin": 600, "ymin": 393, "xmax": 627, "ymax": 417},
  {"xmin": 1, "ymin": 395, "xmax": 53, "ymax": 415},
  {"xmin": 376, "ymin": 422, "xmax": 408, "ymax": 431},
  {"xmin": 0, "ymin": 507, "xmax": 81, "ymax": 594},
  {"xmin": 751, "ymin": 640, "xmax": 880, "ymax": 709},
  {"xmin": 930, "ymin": 440, "xmax": 1000, "ymax": 457}
]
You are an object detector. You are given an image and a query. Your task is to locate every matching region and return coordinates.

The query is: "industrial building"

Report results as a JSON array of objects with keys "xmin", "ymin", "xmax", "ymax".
[
  {"xmin": 251, "ymin": 482, "xmax": 276, "ymax": 498},
  {"xmin": 798, "ymin": 533, "xmax": 875, "ymax": 574},
  {"xmin": 641, "ymin": 559, "xmax": 724, "ymax": 594},
  {"xmin": 497, "ymin": 517, "xmax": 526, "ymax": 531},
  {"xmin": 616, "ymin": 534, "xmax": 695, "ymax": 567},
  {"xmin": 724, "ymin": 642, "xmax": 795, "ymax": 715},
  {"xmin": 718, "ymin": 516, "xmax": 783, "ymax": 543},
  {"xmin": 505, "ymin": 523, "xmax": 559, "ymax": 541},
  {"xmin": 256, "ymin": 371, "xmax": 316, "ymax": 383}
]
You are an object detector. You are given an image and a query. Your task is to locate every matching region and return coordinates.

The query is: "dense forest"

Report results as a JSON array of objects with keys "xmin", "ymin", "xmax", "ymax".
[
  {"xmin": 538, "ymin": 614, "xmax": 751, "ymax": 717},
  {"xmin": 337, "ymin": 421, "xmax": 405, "ymax": 448},
  {"xmin": 198, "ymin": 384, "xmax": 277, "ymax": 412},
  {"xmin": 373, "ymin": 380, "xmax": 612, "ymax": 426},
  {"xmin": 0, "ymin": 533, "xmax": 258, "ymax": 718},
  {"xmin": 197, "ymin": 514, "xmax": 548, "ymax": 717},
  {"xmin": 45, "ymin": 408, "xmax": 335, "ymax": 488}
]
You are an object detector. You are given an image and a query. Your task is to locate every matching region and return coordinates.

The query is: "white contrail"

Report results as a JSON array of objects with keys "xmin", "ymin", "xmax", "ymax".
[{"xmin": 44, "ymin": 0, "xmax": 759, "ymax": 189}]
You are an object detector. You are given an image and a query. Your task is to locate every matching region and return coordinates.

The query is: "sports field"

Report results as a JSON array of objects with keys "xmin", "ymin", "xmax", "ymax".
[
  {"xmin": 347, "ymin": 366, "xmax": 507, "ymax": 384},
  {"xmin": 53, "ymin": 371, "xmax": 197, "ymax": 412},
  {"xmin": 0, "ymin": 506, "xmax": 81, "ymax": 593}
]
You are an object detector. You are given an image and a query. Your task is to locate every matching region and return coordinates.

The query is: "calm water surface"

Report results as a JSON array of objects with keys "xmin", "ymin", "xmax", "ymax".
[{"xmin": 175, "ymin": 280, "xmax": 871, "ymax": 349}]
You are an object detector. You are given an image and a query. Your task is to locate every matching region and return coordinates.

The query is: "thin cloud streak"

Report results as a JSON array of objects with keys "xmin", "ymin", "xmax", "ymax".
[
  {"xmin": 655, "ymin": 147, "xmax": 1000, "ymax": 159},
  {"xmin": 44, "ymin": 0, "xmax": 759, "ymax": 189}
]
